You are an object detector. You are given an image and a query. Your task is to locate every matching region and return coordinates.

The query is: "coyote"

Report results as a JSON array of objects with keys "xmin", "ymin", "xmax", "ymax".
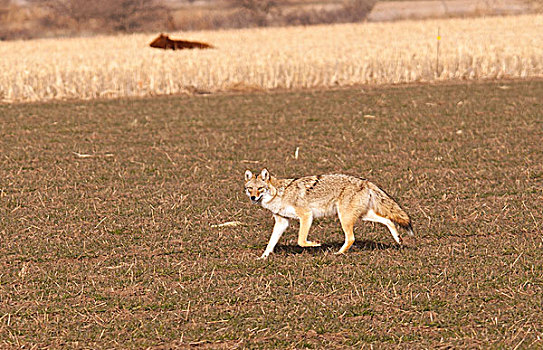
[{"xmin": 244, "ymin": 169, "xmax": 414, "ymax": 259}]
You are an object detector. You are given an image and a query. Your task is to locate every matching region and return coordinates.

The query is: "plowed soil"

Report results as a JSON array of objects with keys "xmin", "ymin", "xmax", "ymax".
[{"xmin": 1, "ymin": 80, "xmax": 542, "ymax": 348}]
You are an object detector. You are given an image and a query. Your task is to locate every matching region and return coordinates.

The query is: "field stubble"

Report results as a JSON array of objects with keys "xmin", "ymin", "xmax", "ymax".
[
  {"xmin": 0, "ymin": 80, "xmax": 542, "ymax": 347},
  {"xmin": 0, "ymin": 14, "xmax": 542, "ymax": 103}
]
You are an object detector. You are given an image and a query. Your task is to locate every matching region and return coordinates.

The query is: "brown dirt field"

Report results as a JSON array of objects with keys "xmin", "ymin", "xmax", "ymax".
[{"xmin": 1, "ymin": 80, "xmax": 542, "ymax": 348}]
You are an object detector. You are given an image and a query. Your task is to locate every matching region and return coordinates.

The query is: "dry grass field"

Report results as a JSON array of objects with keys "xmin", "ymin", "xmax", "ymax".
[
  {"xmin": 1, "ymin": 14, "xmax": 542, "ymax": 103},
  {"xmin": 1, "ymin": 80, "xmax": 542, "ymax": 348}
]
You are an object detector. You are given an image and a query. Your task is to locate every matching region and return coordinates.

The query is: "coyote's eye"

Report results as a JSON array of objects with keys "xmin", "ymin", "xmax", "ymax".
[{"xmin": 258, "ymin": 187, "xmax": 265, "ymax": 191}]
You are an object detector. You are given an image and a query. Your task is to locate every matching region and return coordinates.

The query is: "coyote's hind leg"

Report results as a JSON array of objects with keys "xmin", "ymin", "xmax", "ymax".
[
  {"xmin": 363, "ymin": 209, "xmax": 402, "ymax": 245},
  {"xmin": 335, "ymin": 205, "xmax": 357, "ymax": 254}
]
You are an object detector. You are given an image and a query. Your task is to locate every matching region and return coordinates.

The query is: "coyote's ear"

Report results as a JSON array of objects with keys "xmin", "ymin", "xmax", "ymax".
[
  {"xmin": 260, "ymin": 168, "xmax": 270, "ymax": 182},
  {"xmin": 244, "ymin": 170, "xmax": 254, "ymax": 181}
]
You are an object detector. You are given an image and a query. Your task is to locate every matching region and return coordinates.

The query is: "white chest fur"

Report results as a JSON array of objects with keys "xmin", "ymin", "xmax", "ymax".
[{"xmin": 261, "ymin": 194, "xmax": 298, "ymax": 219}]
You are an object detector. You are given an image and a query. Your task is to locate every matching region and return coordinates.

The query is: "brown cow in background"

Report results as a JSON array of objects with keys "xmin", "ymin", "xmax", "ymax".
[{"xmin": 149, "ymin": 33, "xmax": 214, "ymax": 50}]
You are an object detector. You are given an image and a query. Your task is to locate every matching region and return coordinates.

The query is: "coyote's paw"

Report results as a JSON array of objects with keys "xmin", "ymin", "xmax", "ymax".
[
  {"xmin": 258, "ymin": 252, "xmax": 271, "ymax": 260},
  {"xmin": 299, "ymin": 241, "xmax": 321, "ymax": 248}
]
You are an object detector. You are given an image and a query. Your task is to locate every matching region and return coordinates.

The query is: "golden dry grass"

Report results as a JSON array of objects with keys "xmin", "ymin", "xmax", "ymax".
[{"xmin": 1, "ymin": 14, "xmax": 542, "ymax": 102}]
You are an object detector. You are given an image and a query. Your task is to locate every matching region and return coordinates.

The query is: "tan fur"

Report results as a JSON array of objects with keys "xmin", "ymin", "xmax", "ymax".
[{"xmin": 244, "ymin": 168, "xmax": 414, "ymax": 259}]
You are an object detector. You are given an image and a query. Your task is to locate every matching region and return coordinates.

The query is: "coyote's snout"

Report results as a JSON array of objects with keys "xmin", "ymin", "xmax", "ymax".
[{"xmin": 244, "ymin": 168, "xmax": 414, "ymax": 259}]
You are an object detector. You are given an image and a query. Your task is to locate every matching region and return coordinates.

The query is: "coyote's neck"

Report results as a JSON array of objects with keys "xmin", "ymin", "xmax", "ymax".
[
  {"xmin": 259, "ymin": 177, "xmax": 299, "ymax": 219},
  {"xmin": 260, "ymin": 177, "xmax": 282, "ymax": 207}
]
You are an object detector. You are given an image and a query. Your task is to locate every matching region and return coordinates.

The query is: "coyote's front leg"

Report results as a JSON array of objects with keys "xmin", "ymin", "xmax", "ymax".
[
  {"xmin": 296, "ymin": 209, "xmax": 321, "ymax": 248},
  {"xmin": 259, "ymin": 214, "xmax": 289, "ymax": 259}
]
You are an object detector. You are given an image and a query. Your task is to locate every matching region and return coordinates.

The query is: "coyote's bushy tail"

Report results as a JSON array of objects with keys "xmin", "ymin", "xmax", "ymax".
[{"xmin": 367, "ymin": 182, "xmax": 414, "ymax": 236}]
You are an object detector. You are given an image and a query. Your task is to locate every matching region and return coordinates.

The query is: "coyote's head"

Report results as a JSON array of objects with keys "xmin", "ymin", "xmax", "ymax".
[{"xmin": 244, "ymin": 168, "xmax": 272, "ymax": 204}]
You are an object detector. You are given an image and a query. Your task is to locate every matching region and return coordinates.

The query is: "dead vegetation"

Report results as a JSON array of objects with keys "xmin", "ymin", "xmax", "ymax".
[
  {"xmin": 0, "ymin": 0, "xmax": 375, "ymax": 40},
  {"xmin": 1, "ymin": 14, "xmax": 542, "ymax": 103},
  {"xmin": 0, "ymin": 0, "xmax": 169, "ymax": 39},
  {"xmin": 172, "ymin": 0, "xmax": 376, "ymax": 30}
]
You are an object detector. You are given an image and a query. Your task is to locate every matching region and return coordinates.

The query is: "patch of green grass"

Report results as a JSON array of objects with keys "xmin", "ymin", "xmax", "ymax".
[{"xmin": 0, "ymin": 80, "xmax": 542, "ymax": 348}]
